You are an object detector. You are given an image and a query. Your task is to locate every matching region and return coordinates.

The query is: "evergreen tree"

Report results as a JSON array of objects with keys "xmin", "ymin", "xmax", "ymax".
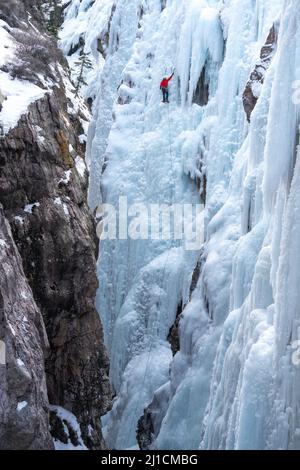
[
  {"xmin": 74, "ymin": 51, "xmax": 93, "ymax": 97},
  {"xmin": 45, "ymin": 0, "xmax": 61, "ymax": 38}
]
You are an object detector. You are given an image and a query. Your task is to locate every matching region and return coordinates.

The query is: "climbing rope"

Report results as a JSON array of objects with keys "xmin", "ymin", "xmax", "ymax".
[
  {"xmin": 130, "ymin": 99, "xmax": 179, "ymax": 443},
  {"xmin": 167, "ymin": 102, "xmax": 176, "ymax": 203}
]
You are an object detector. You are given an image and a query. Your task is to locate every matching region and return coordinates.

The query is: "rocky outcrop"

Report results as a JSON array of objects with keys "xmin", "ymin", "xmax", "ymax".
[
  {"xmin": 0, "ymin": 206, "xmax": 53, "ymax": 450},
  {"xmin": 243, "ymin": 23, "xmax": 278, "ymax": 122},
  {"xmin": 137, "ymin": 382, "xmax": 170, "ymax": 450},
  {"xmin": 193, "ymin": 66, "xmax": 209, "ymax": 107},
  {"xmin": 136, "ymin": 408, "xmax": 154, "ymax": 450},
  {"xmin": 0, "ymin": 84, "xmax": 111, "ymax": 450},
  {"xmin": 0, "ymin": 1, "xmax": 111, "ymax": 450},
  {"xmin": 167, "ymin": 302, "xmax": 183, "ymax": 356},
  {"xmin": 0, "ymin": 89, "xmax": 6, "ymax": 114},
  {"xmin": 0, "ymin": 0, "xmax": 44, "ymax": 27}
]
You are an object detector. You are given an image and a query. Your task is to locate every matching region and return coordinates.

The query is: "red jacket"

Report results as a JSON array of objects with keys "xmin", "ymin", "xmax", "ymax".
[{"xmin": 160, "ymin": 73, "xmax": 174, "ymax": 89}]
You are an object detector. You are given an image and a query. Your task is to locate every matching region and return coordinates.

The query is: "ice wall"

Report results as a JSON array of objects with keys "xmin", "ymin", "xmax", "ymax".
[
  {"xmin": 61, "ymin": 0, "xmax": 300, "ymax": 450},
  {"xmin": 200, "ymin": 0, "xmax": 300, "ymax": 450}
]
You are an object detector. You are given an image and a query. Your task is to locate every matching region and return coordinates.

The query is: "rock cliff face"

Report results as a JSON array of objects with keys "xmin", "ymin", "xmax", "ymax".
[
  {"xmin": 0, "ymin": 0, "xmax": 111, "ymax": 450},
  {"xmin": 0, "ymin": 205, "xmax": 52, "ymax": 450},
  {"xmin": 243, "ymin": 23, "xmax": 278, "ymax": 122}
]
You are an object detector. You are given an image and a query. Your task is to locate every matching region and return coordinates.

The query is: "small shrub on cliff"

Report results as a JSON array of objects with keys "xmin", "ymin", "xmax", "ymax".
[{"xmin": 2, "ymin": 28, "xmax": 64, "ymax": 88}]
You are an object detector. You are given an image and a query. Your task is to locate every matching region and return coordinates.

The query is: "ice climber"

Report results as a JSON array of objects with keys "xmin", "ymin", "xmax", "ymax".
[{"xmin": 160, "ymin": 71, "xmax": 174, "ymax": 103}]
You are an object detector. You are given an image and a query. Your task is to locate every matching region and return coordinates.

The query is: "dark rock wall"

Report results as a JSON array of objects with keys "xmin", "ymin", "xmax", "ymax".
[
  {"xmin": 243, "ymin": 23, "xmax": 278, "ymax": 122},
  {"xmin": 0, "ymin": 206, "xmax": 53, "ymax": 449},
  {"xmin": 0, "ymin": 0, "xmax": 111, "ymax": 450}
]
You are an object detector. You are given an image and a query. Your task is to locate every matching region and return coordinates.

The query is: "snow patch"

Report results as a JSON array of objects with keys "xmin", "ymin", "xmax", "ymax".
[
  {"xmin": 58, "ymin": 170, "xmax": 72, "ymax": 185},
  {"xmin": 0, "ymin": 239, "xmax": 7, "ymax": 248},
  {"xmin": 49, "ymin": 405, "xmax": 87, "ymax": 451},
  {"xmin": 14, "ymin": 216, "xmax": 24, "ymax": 225},
  {"xmin": 75, "ymin": 155, "xmax": 86, "ymax": 177},
  {"xmin": 17, "ymin": 401, "xmax": 28, "ymax": 412},
  {"xmin": 24, "ymin": 202, "xmax": 40, "ymax": 214},
  {"xmin": 0, "ymin": 22, "xmax": 49, "ymax": 135},
  {"xmin": 54, "ymin": 197, "xmax": 69, "ymax": 216}
]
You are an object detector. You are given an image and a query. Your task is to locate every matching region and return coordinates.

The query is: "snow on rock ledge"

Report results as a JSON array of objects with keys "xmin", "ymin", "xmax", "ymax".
[{"xmin": 0, "ymin": 20, "xmax": 49, "ymax": 136}]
